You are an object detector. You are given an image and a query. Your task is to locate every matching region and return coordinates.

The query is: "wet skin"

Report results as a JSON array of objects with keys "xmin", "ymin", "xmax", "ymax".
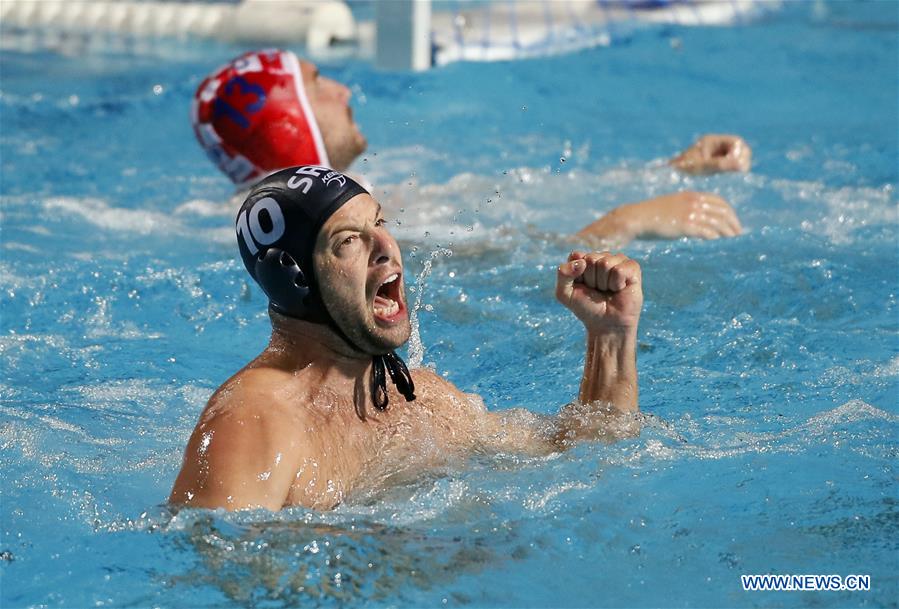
[
  {"xmin": 170, "ymin": 195, "xmax": 643, "ymax": 511},
  {"xmin": 299, "ymin": 60, "xmax": 366, "ymax": 172}
]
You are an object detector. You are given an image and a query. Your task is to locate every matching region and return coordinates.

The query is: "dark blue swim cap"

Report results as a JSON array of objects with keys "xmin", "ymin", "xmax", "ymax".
[
  {"xmin": 235, "ymin": 165, "xmax": 415, "ymax": 412},
  {"xmin": 236, "ymin": 165, "xmax": 368, "ymax": 319}
]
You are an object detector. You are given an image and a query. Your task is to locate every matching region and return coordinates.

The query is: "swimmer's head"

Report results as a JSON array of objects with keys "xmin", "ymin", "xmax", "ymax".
[
  {"xmin": 237, "ymin": 165, "xmax": 414, "ymax": 409},
  {"xmin": 192, "ymin": 49, "xmax": 366, "ymax": 188}
]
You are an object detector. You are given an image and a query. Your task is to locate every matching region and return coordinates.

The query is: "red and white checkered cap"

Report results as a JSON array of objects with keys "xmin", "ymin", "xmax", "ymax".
[{"xmin": 190, "ymin": 49, "xmax": 330, "ymax": 188}]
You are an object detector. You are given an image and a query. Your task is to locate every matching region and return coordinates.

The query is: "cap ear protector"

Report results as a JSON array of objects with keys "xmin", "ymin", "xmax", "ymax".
[{"xmin": 254, "ymin": 248, "xmax": 310, "ymax": 318}]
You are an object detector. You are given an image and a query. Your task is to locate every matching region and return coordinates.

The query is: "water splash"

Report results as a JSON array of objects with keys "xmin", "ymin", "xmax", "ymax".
[{"xmin": 406, "ymin": 247, "xmax": 453, "ymax": 369}]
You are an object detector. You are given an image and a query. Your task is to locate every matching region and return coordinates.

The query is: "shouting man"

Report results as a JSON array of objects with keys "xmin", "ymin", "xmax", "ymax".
[
  {"xmin": 191, "ymin": 49, "xmax": 748, "ymax": 245},
  {"xmin": 170, "ymin": 166, "xmax": 644, "ymax": 511}
]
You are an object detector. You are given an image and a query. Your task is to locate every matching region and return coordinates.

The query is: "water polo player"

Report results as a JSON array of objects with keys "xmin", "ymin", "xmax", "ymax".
[
  {"xmin": 192, "ymin": 48, "xmax": 366, "ymax": 188},
  {"xmin": 170, "ymin": 165, "xmax": 644, "ymax": 511},
  {"xmin": 191, "ymin": 49, "xmax": 746, "ymax": 245}
]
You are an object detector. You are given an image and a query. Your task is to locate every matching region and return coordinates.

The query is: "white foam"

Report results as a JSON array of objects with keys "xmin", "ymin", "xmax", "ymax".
[
  {"xmin": 627, "ymin": 400, "xmax": 899, "ymax": 466},
  {"xmin": 768, "ymin": 179, "xmax": 896, "ymax": 244},
  {"xmin": 45, "ymin": 196, "xmax": 177, "ymax": 235},
  {"xmin": 41, "ymin": 196, "xmax": 233, "ymax": 244},
  {"xmin": 174, "ymin": 198, "xmax": 232, "ymax": 218},
  {"xmin": 359, "ymin": 154, "xmax": 895, "ymax": 250},
  {"xmin": 806, "ymin": 399, "xmax": 898, "ymax": 425},
  {"xmin": 872, "ymin": 356, "xmax": 899, "ymax": 378},
  {"xmin": 406, "ymin": 247, "xmax": 453, "ymax": 369},
  {"xmin": 523, "ymin": 480, "xmax": 591, "ymax": 512}
]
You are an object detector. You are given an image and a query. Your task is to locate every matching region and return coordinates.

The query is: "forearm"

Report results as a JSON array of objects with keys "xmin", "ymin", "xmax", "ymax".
[
  {"xmin": 576, "ymin": 197, "xmax": 689, "ymax": 245},
  {"xmin": 578, "ymin": 329, "xmax": 638, "ymax": 411},
  {"xmin": 575, "ymin": 206, "xmax": 638, "ymax": 248}
]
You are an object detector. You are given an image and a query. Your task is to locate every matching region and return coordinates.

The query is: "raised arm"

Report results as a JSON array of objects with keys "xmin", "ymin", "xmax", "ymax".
[
  {"xmin": 464, "ymin": 251, "xmax": 643, "ymax": 455},
  {"xmin": 555, "ymin": 251, "xmax": 641, "ymax": 408},
  {"xmin": 548, "ymin": 251, "xmax": 645, "ymax": 444}
]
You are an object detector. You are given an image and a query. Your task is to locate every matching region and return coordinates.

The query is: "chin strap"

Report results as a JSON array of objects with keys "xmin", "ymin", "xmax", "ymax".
[{"xmin": 371, "ymin": 351, "xmax": 416, "ymax": 411}]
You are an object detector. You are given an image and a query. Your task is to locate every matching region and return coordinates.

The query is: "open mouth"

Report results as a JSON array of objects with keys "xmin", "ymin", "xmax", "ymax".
[{"xmin": 372, "ymin": 273, "xmax": 405, "ymax": 322}]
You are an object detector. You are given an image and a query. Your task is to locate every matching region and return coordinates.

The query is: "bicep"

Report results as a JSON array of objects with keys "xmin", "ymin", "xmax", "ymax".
[{"xmin": 170, "ymin": 412, "xmax": 298, "ymax": 512}]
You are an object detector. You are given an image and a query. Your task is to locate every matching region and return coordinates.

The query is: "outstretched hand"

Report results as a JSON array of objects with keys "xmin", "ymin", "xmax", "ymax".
[
  {"xmin": 556, "ymin": 251, "xmax": 643, "ymax": 335},
  {"xmin": 577, "ymin": 191, "xmax": 742, "ymax": 245},
  {"xmin": 670, "ymin": 134, "xmax": 752, "ymax": 174},
  {"xmin": 623, "ymin": 191, "xmax": 742, "ymax": 240}
]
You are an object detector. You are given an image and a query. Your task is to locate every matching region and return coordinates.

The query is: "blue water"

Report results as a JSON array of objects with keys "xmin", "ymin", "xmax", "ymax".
[{"xmin": 2, "ymin": 1, "xmax": 897, "ymax": 607}]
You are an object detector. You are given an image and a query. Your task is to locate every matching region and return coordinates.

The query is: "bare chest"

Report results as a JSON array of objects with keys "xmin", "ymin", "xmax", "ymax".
[{"xmin": 284, "ymin": 385, "xmax": 478, "ymax": 508}]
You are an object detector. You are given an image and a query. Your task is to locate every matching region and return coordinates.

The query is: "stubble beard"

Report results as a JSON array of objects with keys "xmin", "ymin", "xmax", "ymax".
[{"xmin": 324, "ymin": 292, "xmax": 411, "ymax": 356}]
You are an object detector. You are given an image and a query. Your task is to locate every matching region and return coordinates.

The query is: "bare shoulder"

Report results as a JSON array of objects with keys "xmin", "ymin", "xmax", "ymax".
[
  {"xmin": 201, "ymin": 365, "xmax": 307, "ymax": 423},
  {"xmin": 410, "ymin": 367, "xmax": 457, "ymax": 391},
  {"xmin": 170, "ymin": 365, "xmax": 315, "ymax": 510},
  {"xmin": 192, "ymin": 365, "xmax": 318, "ymax": 459},
  {"xmin": 409, "ymin": 368, "xmax": 487, "ymax": 416},
  {"xmin": 410, "ymin": 368, "xmax": 465, "ymax": 399}
]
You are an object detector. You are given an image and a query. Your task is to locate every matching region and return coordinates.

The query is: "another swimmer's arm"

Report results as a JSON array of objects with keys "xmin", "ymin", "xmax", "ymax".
[
  {"xmin": 169, "ymin": 393, "xmax": 301, "ymax": 512},
  {"xmin": 575, "ymin": 191, "xmax": 742, "ymax": 246},
  {"xmin": 669, "ymin": 134, "xmax": 752, "ymax": 174}
]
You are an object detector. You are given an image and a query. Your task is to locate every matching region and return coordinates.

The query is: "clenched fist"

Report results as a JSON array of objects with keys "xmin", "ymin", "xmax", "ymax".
[
  {"xmin": 670, "ymin": 134, "xmax": 752, "ymax": 175},
  {"xmin": 556, "ymin": 251, "xmax": 643, "ymax": 335}
]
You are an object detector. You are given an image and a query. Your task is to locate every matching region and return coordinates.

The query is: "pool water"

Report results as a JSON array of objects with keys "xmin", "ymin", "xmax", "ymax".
[{"xmin": 2, "ymin": 1, "xmax": 897, "ymax": 607}]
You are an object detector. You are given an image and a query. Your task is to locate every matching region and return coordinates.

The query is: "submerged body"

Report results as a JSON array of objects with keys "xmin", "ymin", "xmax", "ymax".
[
  {"xmin": 171, "ymin": 175, "xmax": 642, "ymax": 511},
  {"xmin": 170, "ymin": 315, "xmax": 638, "ymax": 511},
  {"xmin": 171, "ymin": 334, "xmax": 529, "ymax": 511}
]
